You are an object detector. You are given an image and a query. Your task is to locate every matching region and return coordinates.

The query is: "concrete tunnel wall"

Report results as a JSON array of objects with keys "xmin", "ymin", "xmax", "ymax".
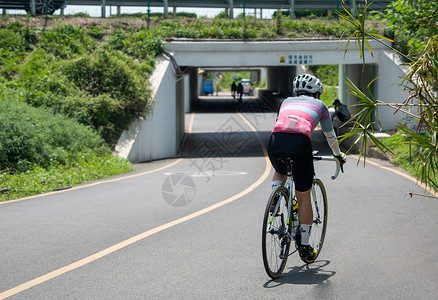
[
  {"xmin": 114, "ymin": 56, "xmax": 184, "ymax": 163},
  {"xmin": 338, "ymin": 49, "xmax": 411, "ymax": 131}
]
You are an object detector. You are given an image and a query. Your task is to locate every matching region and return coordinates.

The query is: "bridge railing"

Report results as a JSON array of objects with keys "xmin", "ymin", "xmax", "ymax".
[{"xmin": 0, "ymin": 0, "xmax": 393, "ymax": 18}]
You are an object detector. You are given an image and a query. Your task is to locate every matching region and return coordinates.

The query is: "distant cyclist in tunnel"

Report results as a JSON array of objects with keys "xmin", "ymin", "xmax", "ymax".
[{"xmin": 267, "ymin": 74, "xmax": 346, "ymax": 264}]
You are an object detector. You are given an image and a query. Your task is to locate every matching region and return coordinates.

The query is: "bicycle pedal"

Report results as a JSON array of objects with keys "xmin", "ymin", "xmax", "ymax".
[{"xmin": 281, "ymin": 235, "xmax": 291, "ymax": 246}]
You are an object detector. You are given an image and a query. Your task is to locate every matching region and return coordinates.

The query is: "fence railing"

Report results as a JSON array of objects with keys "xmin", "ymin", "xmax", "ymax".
[{"xmin": 0, "ymin": 0, "xmax": 394, "ymax": 18}]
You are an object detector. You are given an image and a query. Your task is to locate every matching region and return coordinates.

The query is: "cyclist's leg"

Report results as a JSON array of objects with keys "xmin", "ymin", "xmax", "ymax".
[
  {"xmin": 292, "ymin": 137, "xmax": 314, "ymax": 229},
  {"xmin": 296, "ymin": 190, "xmax": 318, "ymax": 263},
  {"xmin": 296, "ymin": 189, "xmax": 313, "ymax": 249},
  {"xmin": 296, "ymin": 189, "xmax": 312, "ymax": 224},
  {"xmin": 290, "ymin": 136, "xmax": 317, "ymax": 263},
  {"xmin": 272, "ymin": 171, "xmax": 286, "ymax": 188},
  {"xmin": 267, "ymin": 133, "xmax": 288, "ymax": 189}
]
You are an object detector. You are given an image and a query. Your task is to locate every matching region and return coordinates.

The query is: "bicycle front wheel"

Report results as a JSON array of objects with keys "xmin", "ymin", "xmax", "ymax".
[
  {"xmin": 262, "ymin": 186, "xmax": 291, "ymax": 279},
  {"xmin": 309, "ymin": 179, "xmax": 328, "ymax": 259}
]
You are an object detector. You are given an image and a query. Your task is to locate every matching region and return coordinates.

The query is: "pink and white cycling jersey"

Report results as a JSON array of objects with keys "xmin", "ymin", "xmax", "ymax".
[{"xmin": 272, "ymin": 95, "xmax": 334, "ymax": 138}]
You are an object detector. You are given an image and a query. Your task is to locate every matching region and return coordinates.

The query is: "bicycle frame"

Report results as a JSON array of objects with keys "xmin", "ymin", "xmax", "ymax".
[
  {"xmin": 263, "ymin": 154, "xmax": 341, "ymax": 278},
  {"xmin": 268, "ymin": 155, "xmax": 341, "ymax": 242},
  {"xmin": 268, "ymin": 162, "xmax": 296, "ymax": 246}
]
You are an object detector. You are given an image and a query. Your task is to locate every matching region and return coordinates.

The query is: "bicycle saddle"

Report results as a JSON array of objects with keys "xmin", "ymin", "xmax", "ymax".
[{"xmin": 277, "ymin": 157, "xmax": 294, "ymax": 166}]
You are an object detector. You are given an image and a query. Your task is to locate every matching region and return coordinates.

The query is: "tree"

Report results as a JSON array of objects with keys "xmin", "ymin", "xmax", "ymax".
[{"xmin": 337, "ymin": 0, "xmax": 438, "ymax": 191}]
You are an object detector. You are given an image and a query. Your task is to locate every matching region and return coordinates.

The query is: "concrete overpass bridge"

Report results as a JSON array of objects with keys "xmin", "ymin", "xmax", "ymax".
[{"xmin": 115, "ymin": 39, "xmax": 409, "ymax": 163}]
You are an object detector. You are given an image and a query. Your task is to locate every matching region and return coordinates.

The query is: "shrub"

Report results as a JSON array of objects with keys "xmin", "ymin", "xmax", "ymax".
[
  {"xmin": 106, "ymin": 27, "xmax": 164, "ymax": 61},
  {"xmin": 0, "ymin": 97, "xmax": 108, "ymax": 173},
  {"xmin": 40, "ymin": 24, "xmax": 95, "ymax": 59},
  {"xmin": 88, "ymin": 25, "xmax": 106, "ymax": 40},
  {"xmin": 0, "ymin": 24, "xmax": 38, "ymax": 80},
  {"xmin": 60, "ymin": 50, "xmax": 152, "ymax": 143},
  {"xmin": 13, "ymin": 46, "xmax": 153, "ymax": 145},
  {"xmin": 72, "ymin": 12, "xmax": 90, "ymax": 17},
  {"xmin": 382, "ymin": 0, "xmax": 438, "ymax": 58},
  {"xmin": 307, "ymin": 65, "xmax": 338, "ymax": 86},
  {"xmin": 16, "ymin": 49, "xmax": 73, "ymax": 108}
]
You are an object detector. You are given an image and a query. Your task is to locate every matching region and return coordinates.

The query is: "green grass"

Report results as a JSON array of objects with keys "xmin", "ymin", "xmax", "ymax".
[
  {"xmin": 382, "ymin": 133, "xmax": 412, "ymax": 168},
  {"xmin": 382, "ymin": 133, "xmax": 438, "ymax": 190},
  {"xmin": 0, "ymin": 154, "xmax": 132, "ymax": 201}
]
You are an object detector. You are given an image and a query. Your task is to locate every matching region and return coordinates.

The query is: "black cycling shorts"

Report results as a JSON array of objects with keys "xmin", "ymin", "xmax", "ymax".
[{"xmin": 268, "ymin": 132, "xmax": 314, "ymax": 192}]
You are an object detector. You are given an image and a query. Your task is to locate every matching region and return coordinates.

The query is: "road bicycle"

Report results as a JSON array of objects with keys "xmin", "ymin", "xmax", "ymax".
[{"xmin": 262, "ymin": 151, "xmax": 342, "ymax": 279}]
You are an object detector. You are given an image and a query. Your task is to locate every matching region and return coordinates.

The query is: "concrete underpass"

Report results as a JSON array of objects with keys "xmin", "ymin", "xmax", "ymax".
[{"xmin": 115, "ymin": 39, "xmax": 410, "ymax": 163}]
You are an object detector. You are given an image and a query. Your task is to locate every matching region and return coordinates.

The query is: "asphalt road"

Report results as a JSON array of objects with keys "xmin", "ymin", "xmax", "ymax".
[{"xmin": 1, "ymin": 96, "xmax": 438, "ymax": 299}]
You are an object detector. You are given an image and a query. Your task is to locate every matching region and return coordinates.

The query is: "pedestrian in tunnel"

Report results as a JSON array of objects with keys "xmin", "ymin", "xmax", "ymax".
[
  {"xmin": 231, "ymin": 81, "xmax": 237, "ymax": 99},
  {"xmin": 237, "ymin": 82, "xmax": 243, "ymax": 103}
]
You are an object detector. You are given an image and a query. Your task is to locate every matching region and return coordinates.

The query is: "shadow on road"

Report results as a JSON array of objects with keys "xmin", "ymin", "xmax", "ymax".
[
  {"xmin": 180, "ymin": 129, "xmax": 332, "ymax": 159},
  {"xmin": 179, "ymin": 131, "xmax": 270, "ymax": 158},
  {"xmin": 183, "ymin": 96, "xmax": 275, "ymax": 158},
  {"xmin": 263, "ymin": 260, "xmax": 336, "ymax": 287},
  {"xmin": 193, "ymin": 95, "xmax": 278, "ymax": 114},
  {"xmin": 182, "ymin": 96, "xmax": 333, "ymax": 159}
]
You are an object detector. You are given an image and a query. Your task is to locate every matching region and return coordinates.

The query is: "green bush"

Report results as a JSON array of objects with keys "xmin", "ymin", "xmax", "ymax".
[
  {"xmin": 12, "ymin": 46, "xmax": 152, "ymax": 145},
  {"xmin": 15, "ymin": 49, "xmax": 73, "ymax": 107},
  {"xmin": 382, "ymin": 0, "xmax": 438, "ymax": 57},
  {"xmin": 88, "ymin": 25, "xmax": 106, "ymax": 40},
  {"xmin": 215, "ymin": 11, "xmax": 229, "ymax": 19},
  {"xmin": 273, "ymin": 9, "xmax": 330, "ymax": 19},
  {"xmin": 72, "ymin": 12, "xmax": 90, "ymax": 17},
  {"xmin": 0, "ymin": 23, "xmax": 38, "ymax": 80},
  {"xmin": 153, "ymin": 17, "xmax": 362, "ymax": 40},
  {"xmin": 1, "ymin": 21, "xmax": 38, "ymax": 47},
  {"xmin": 40, "ymin": 24, "xmax": 95, "ymax": 59},
  {"xmin": 61, "ymin": 50, "xmax": 152, "ymax": 143},
  {"xmin": 307, "ymin": 65, "xmax": 338, "ymax": 86},
  {"xmin": 320, "ymin": 86, "xmax": 338, "ymax": 107},
  {"xmin": 0, "ymin": 98, "xmax": 108, "ymax": 173},
  {"xmin": 106, "ymin": 27, "xmax": 164, "ymax": 63}
]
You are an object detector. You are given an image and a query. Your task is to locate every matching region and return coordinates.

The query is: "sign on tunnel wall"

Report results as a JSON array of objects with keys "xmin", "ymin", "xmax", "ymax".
[{"xmin": 279, "ymin": 54, "xmax": 313, "ymax": 65}]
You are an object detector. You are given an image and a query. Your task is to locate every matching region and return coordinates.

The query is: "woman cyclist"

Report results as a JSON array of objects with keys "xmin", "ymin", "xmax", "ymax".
[{"xmin": 268, "ymin": 74, "xmax": 346, "ymax": 264}]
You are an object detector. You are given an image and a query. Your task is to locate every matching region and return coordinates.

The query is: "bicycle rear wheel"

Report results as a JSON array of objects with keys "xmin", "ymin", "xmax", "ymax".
[
  {"xmin": 262, "ymin": 186, "xmax": 291, "ymax": 279},
  {"xmin": 309, "ymin": 179, "xmax": 328, "ymax": 259}
]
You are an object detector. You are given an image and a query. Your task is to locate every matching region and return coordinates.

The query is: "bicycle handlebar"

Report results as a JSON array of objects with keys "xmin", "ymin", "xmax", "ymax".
[{"xmin": 313, "ymin": 156, "xmax": 343, "ymax": 180}]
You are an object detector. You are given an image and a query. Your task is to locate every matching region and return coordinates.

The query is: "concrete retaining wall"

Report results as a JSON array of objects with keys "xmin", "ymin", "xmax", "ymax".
[
  {"xmin": 338, "ymin": 49, "xmax": 411, "ymax": 131},
  {"xmin": 114, "ymin": 55, "xmax": 180, "ymax": 163},
  {"xmin": 375, "ymin": 49, "xmax": 412, "ymax": 130}
]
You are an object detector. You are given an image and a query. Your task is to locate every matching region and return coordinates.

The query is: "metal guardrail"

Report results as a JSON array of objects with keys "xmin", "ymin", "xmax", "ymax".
[
  {"xmin": 0, "ymin": 0, "xmax": 393, "ymax": 17},
  {"xmin": 66, "ymin": 0, "xmax": 394, "ymax": 18},
  {"xmin": 66, "ymin": 0, "xmax": 393, "ymax": 9}
]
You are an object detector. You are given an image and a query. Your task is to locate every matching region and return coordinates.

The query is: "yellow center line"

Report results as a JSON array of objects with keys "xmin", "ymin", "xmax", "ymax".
[
  {"xmin": 0, "ymin": 112, "xmax": 271, "ymax": 299},
  {"xmin": 187, "ymin": 112, "xmax": 195, "ymax": 133},
  {"xmin": 350, "ymin": 155, "xmax": 438, "ymax": 197}
]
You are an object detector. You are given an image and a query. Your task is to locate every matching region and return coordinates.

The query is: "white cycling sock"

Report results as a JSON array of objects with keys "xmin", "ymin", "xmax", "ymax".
[
  {"xmin": 300, "ymin": 224, "xmax": 312, "ymax": 246},
  {"xmin": 272, "ymin": 180, "xmax": 283, "ymax": 190}
]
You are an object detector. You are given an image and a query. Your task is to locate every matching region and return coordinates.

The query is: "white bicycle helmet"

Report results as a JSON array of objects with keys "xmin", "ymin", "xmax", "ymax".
[{"xmin": 293, "ymin": 74, "xmax": 324, "ymax": 95}]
